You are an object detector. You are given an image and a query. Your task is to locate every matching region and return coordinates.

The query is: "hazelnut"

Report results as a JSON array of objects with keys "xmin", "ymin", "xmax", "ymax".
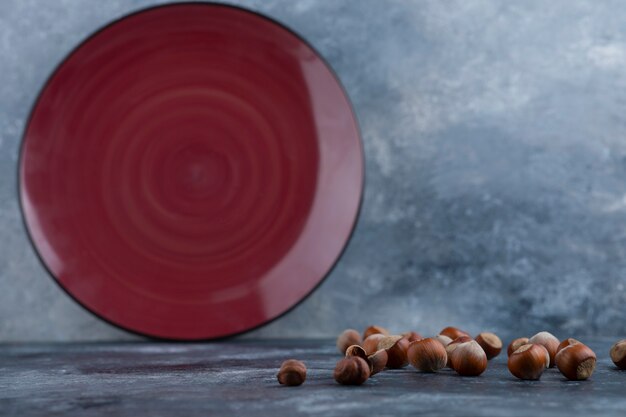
[
  {"xmin": 334, "ymin": 356, "xmax": 371, "ymax": 385},
  {"xmin": 445, "ymin": 336, "xmax": 473, "ymax": 368},
  {"xmin": 407, "ymin": 337, "xmax": 447, "ymax": 372},
  {"xmin": 277, "ymin": 359, "xmax": 307, "ymax": 386},
  {"xmin": 346, "ymin": 344, "xmax": 387, "ymax": 375},
  {"xmin": 507, "ymin": 337, "xmax": 529, "ymax": 356},
  {"xmin": 556, "ymin": 338, "xmax": 580, "ymax": 356},
  {"xmin": 363, "ymin": 325, "xmax": 389, "ymax": 340},
  {"xmin": 336, "ymin": 329, "xmax": 362, "ymax": 354},
  {"xmin": 529, "ymin": 331, "xmax": 560, "ymax": 368},
  {"xmin": 377, "ymin": 335, "xmax": 410, "ymax": 368},
  {"xmin": 434, "ymin": 334, "xmax": 453, "ymax": 348},
  {"xmin": 507, "ymin": 344, "xmax": 548, "ymax": 380},
  {"xmin": 475, "ymin": 332, "xmax": 502, "ymax": 360},
  {"xmin": 555, "ymin": 343, "xmax": 596, "ymax": 380},
  {"xmin": 363, "ymin": 333, "xmax": 386, "ymax": 355},
  {"xmin": 610, "ymin": 339, "xmax": 626, "ymax": 369},
  {"xmin": 440, "ymin": 326, "xmax": 471, "ymax": 341},
  {"xmin": 368, "ymin": 349, "xmax": 388, "ymax": 375},
  {"xmin": 402, "ymin": 331, "xmax": 423, "ymax": 342},
  {"xmin": 449, "ymin": 340, "xmax": 488, "ymax": 376}
]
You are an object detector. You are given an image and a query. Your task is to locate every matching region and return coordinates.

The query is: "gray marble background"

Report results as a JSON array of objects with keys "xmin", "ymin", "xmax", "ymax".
[{"xmin": 2, "ymin": 0, "xmax": 626, "ymax": 342}]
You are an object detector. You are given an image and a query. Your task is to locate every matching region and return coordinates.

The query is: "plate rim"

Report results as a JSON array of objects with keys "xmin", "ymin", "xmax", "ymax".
[{"xmin": 17, "ymin": 1, "xmax": 365, "ymax": 341}]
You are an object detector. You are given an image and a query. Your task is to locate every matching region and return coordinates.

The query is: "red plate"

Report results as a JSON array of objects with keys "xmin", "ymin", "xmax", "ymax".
[{"xmin": 19, "ymin": 3, "xmax": 363, "ymax": 340}]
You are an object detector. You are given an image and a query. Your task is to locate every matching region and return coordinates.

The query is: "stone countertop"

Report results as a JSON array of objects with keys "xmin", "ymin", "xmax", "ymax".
[{"xmin": 0, "ymin": 338, "xmax": 624, "ymax": 416}]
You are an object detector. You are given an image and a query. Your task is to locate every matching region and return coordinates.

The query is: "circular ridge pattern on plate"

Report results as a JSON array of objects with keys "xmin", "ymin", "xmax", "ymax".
[{"xmin": 19, "ymin": 3, "xmax": 363, "ymax": 340}]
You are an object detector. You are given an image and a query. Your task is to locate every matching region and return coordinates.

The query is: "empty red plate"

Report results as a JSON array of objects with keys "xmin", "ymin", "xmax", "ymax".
[{"xmin": 19, "ymin": 3, "xmax": 363, "ymax": 340}]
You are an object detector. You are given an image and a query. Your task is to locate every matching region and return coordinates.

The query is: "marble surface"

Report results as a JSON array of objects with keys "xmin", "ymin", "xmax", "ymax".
[
  {"xmin": 2, "ymin": 0, "xmax": 626, "ymax": 341},
  {"xmin": 1, "ymin": 339, "xmax": 624, "ymax": 416}
]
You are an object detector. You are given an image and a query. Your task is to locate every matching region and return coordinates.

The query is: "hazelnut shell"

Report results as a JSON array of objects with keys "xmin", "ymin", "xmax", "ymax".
[
  {"xmin": 368, "ymin": 349, "xmax": 388, "ymax": 375},
  {"xmin": 378, "ymin": 335, "xmax": 409, "ymax": 368},
  {"xmin": 345, "ymin": 344, "xmax": 370, "ymax": 370}
]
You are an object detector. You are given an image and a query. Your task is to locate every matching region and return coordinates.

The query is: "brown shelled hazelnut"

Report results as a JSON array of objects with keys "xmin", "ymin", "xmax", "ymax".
[
  {"xmin": 556, "ymin": 338, "xmax": 580, "ymax": 356},
  {"xmin": 363, "ymin": 325, "xmax": 389, "ymax": 340},
  {"xmin": 529, "ymin": 331, "xmax": 560, "ymax": 368},
  {"xmin": 334, "ymin": 356, "xmax": 371, "ymax": 385},
  {"xmin": 507, "ymin": 344, "xmax": 548, "ymax": 380},
  {"xmin": 368, "ymin": 349, "xmax": 388, "ymax": 375},
  {"xmin": 277, "ymin": 359, "xmax": 307, "ymax": 386},
  {"xmin": 555, "ymin": 343, "xmax": 596, "ymax": 380},
  {"xmin": 610, "ymin": 339, "xmax": 626, "ymax": 369},
  {"xmin": 445, "ymin": 336, "xmax": 473, "ymax": 368},
  {"xmin": 475, "ymin": 332, "xmax": 502, "ymax": 360},
  {"xmin": 507, "ymin": 337, "xmax": 529, "ymax": 356},
  {"xmin": 449, "ymin": 340, "xmax": 488, "ymax": 376},
  {"xmin": 363, "ymin": 333, "xmax": 386, "ymax": 355},
  {"xmin": 402, "ymin": 331, "xmax": 423, "ymax": 342},
  {"xmin": 336, "ymin": 329, "xmax": 362, "ymax": 354},
  {"xmin": 434, "ymin": 334, "xmax": 453, "ymax": 348},
  {"xmin": 440, "ymin": 326, "xmax": 471, "ymax": 341},
  {"xmin": 377, "ymin": 335, "xmax": 410, "ymax": 368},
  {"xmin": 407, "ymin": 337, "xmax": 447, "ymax": 372}
]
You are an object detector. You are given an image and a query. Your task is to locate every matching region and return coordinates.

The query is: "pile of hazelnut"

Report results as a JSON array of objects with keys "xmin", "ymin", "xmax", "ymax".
[{"xmin": 276, "ymin": 325, "xmax": 626, "ymax": 386}]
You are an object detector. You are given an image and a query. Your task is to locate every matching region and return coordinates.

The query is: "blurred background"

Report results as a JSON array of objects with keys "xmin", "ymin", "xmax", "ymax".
[{"xmin": 2, "ymin": 0, "xmax": 626, "ymax": 342}]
